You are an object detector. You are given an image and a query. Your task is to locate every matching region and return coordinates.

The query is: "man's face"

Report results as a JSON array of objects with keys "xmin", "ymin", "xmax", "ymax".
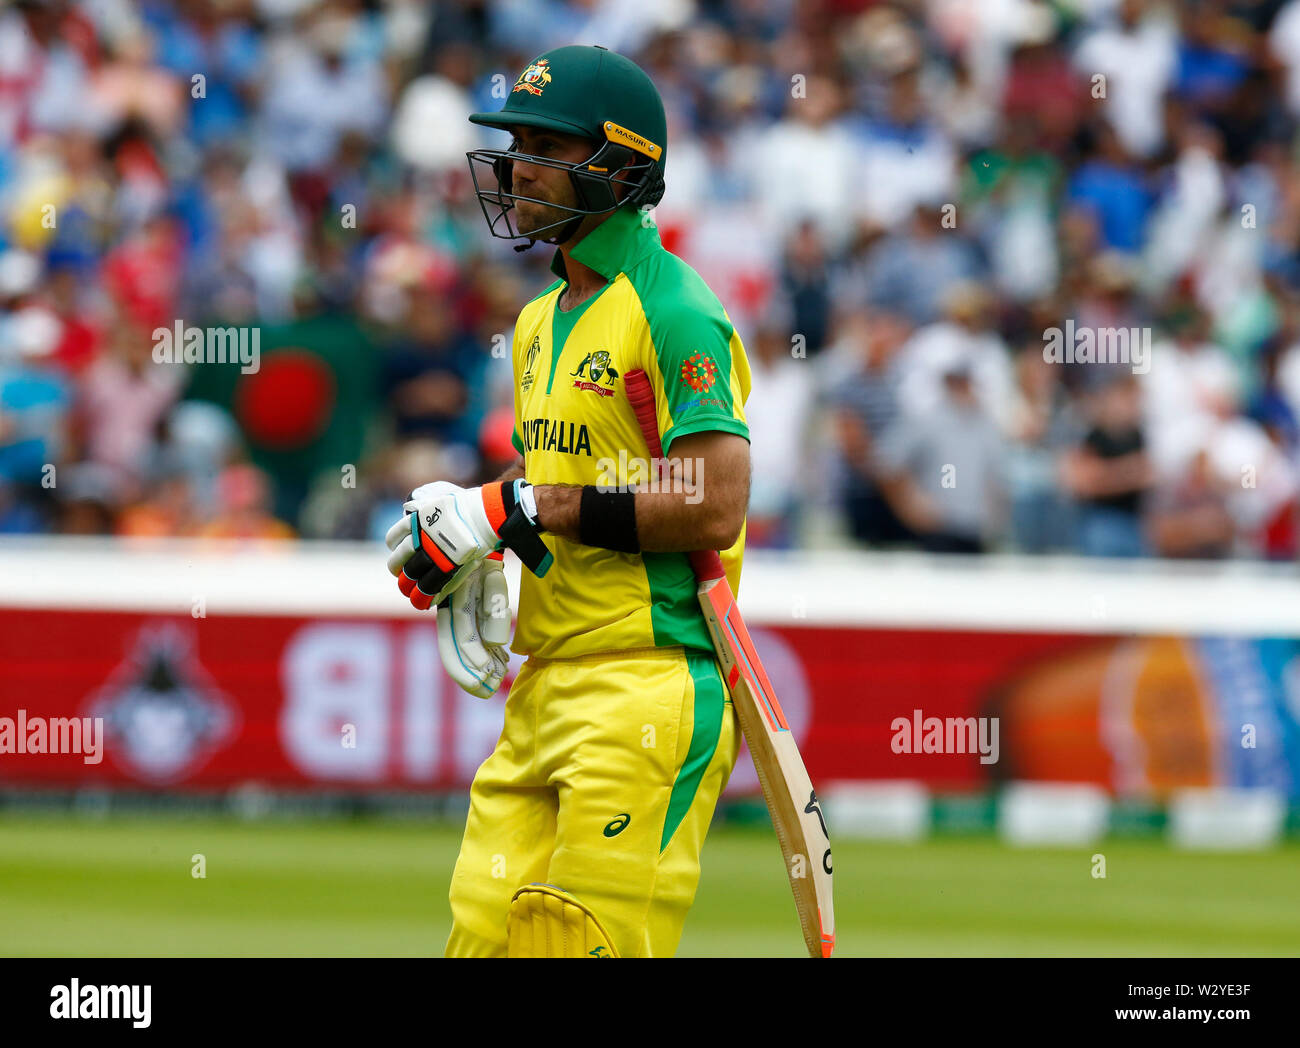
[
  {"xmin": 507, "ymin": 127, "xmax": 597, "ymax": 236},
  {"xmin": 944, "ymin": 372, "xmax": 975, "ymax": 404}
]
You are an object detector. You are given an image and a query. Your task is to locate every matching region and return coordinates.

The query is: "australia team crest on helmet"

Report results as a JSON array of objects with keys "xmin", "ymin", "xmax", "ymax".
[
  {"xmin": 571, "ymin": 350, "xmax": 619, "ymax": 397},
  {"xmin": 513, "ymin": 59, "xmax": 553, "ymax": 96}
]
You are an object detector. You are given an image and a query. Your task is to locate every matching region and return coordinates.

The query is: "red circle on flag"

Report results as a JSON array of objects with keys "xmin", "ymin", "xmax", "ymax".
[{"xmin": 234, "ymin": 349, "xmax": 336, "ymax": 450}]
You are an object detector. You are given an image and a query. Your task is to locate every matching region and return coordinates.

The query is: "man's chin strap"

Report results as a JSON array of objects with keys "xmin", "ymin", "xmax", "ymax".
[{"xmin": 514, "ymin": 214, "xmax": 585, "ymax": 253}]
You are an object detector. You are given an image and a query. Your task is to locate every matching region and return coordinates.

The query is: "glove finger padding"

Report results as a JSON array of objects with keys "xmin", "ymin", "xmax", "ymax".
[
  {"xmin": 387, "ymin": 510, "xmax": 481, "ymax": 610},
  {"xmin": 413, "ymin": 480, "xmax": 552, "ymax": 580},
  {"xmin": 412, "ymin": 559, "xmax": 476, "ymax": 611},
  {"xmin": 404, "ymin": 488, "xmax": 498, "ymax": 567},
  {"xmin": 392, "ymin": 483, "xmax": 510, "ymax": 609},
  {"xmin": 437, "ymin": 561, "xmax": 510, "ymax": 699},
  {"xmin": 389, "ymin": 478, "xmax": 548, "ymax": 614},
  {"xmin": 385, "ymin": 514, "xmax": 413, "ymax": 560},
  {"xmin": 406, "ymin": 524, "xmax": 460, "ymax": 606}
]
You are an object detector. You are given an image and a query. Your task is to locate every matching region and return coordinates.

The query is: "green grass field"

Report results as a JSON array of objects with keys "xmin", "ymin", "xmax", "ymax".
[{"xmin": 2, "ymin": 814, "xmax": 1297, "ymax": 956}]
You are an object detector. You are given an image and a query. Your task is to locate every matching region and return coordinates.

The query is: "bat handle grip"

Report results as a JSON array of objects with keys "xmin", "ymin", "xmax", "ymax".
[
  {"xmin": 624, "ymin": 369, "xmax": 727, "ymax": 584},
  {"xmin": 688, "ymin": 549, "xmax": 726, "ymax": 581}
]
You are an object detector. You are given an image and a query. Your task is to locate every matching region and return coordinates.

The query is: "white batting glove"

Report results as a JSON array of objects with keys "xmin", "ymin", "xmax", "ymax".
[
  {"xmin": 386, "ymin": 479, "xmax": 551, "ymax": 611},
  {"xmin": 437, "ymin": 552, "xmax": 512, "ymax": 699}
]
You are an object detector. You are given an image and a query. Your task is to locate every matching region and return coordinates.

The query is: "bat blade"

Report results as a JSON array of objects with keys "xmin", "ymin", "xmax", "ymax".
[
  {"xmin": 622, "ymin": 366, "xmax": 834, "ymax": 957},
  {"xmin": 698, "ymin": 575, "xmax": 835, "ymax": 959}
]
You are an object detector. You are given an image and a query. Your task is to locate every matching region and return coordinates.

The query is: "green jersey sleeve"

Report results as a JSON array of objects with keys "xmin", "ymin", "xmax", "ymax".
[{"xmin": 644, "ymin": 290, "xmax": 750, "ymax": 454}]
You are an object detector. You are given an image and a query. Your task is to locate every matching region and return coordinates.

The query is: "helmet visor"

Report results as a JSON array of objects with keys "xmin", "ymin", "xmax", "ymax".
[{"xmin": 465, "ymin": 143, "xmax": 659, "ymax": 244}]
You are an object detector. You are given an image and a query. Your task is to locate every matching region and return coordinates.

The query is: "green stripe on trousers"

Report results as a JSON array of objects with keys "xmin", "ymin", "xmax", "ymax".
[{"xmin": 660, "ymin": 651, "xmax": 725, "ymax": 852}]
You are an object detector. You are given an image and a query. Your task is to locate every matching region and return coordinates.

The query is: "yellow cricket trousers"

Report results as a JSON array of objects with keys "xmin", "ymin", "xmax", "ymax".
[{"xmin": 445, "ymin": 645, "xmax": 739, "ymax": 957}]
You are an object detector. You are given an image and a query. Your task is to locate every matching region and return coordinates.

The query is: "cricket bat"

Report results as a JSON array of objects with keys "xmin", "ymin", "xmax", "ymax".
[{"xmin": 624, "ymin": 368, "xmax": 835, "ymax": 958}]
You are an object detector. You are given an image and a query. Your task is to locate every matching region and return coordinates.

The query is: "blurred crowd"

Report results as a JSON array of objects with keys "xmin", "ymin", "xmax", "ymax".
[{"xmin": 5, "ymin": 0, "xmax": 1300, "ymax": 558}]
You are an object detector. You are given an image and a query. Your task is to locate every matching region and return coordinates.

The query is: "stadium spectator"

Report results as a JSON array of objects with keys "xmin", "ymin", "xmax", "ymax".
[
  {"xmin": 851, "ymin": 55, "xmax": 958, "ymax": 234},
  {"xmin": 1141, "ymin": 121, "xmax": 1229, "ymax": 292},
  {"xmin": 54, "ymin": 462, "xmax": 118, "ymax": 535},
  {"xmin": 1065, "ymin": 122, "xmax": 1153, "ymax": 255},
  {"xmin": 1141, "ymin": 299, "xmax": 1240, "ymax": 482},
  {"xmin": 1072, "ymin": 0, "xmax": 1178, "ymax": 159},
  {"xmin": 1006, "ymin": 340, "xmax": 1078, "ymax": 553},
  {"xmin": 195, "ymin": 463, "xmax": 294, "ymax": 541},
  {"xmin": 874, "ymin": 354, "xmax": 1007, "ymax": 554},
  {"xmin": 744, "ymin": 309, "xmax": 814, "ymax": 549},
  {"xmin": 1270, "ymin": 0, "xmax": 1300, "ymax": 115},
  {"xmin": 390, "ymin": 43, "xmax": 478, "ymax": 176},
  {"xmin": 76, "ymin": 309, "xmax": 183, "ymax": 502},
  {"xmin": 0, "ymin": 306, "xmax": 70, "ymax": 490},
  {"xmin": 259, "ymin": 9, "xmax": 388, "ymax": 175},
  {"xmin": 965, "ymin": 119, "xmax": 1063, "ymax": 303},
  {"xmin": 1062, "ymin": 373, "xmax": 1153, "ymax": 558},
  {"xmin": 894, "ymin": 281, "xmax": 1016, "ymax": 431},
  {"xmin": 828, "ymin": 308, "xmax": 912, "ymax": 547},
  {"xmin": 1147, "ymin": 447, "xmax": 1236, "ymax": 559},
  {"xmin": 381, "ymin": 290, "xmax": 484, "ymax": 453},
  {"xmin": 3, "ymin": 0, "xmax": 1300, "ymax": 566},
  {"xmin": 853, "ymin": 203, "xmax": 985, "ymax": 326},
  {"xmin": 753, "ymin": 75, "xmax": 858, "ymax": 254},
  {"xmin": 116, "ymin": 470, "xmax": 197, "ymax": 538},
  {"xmin": 779, "ymin": 220, "xmax": 832, "ymax": 358}
]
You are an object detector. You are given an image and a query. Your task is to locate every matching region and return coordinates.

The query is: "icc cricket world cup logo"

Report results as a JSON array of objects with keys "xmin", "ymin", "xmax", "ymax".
[{"xmin": 521, "ymin": 335, "xmax": 541, "ymax": 393}]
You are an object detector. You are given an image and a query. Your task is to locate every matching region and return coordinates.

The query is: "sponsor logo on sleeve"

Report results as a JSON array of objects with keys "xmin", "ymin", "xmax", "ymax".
[{"xmin": 681, "ymin": 353, "xmax": 719, "ymax": 393}]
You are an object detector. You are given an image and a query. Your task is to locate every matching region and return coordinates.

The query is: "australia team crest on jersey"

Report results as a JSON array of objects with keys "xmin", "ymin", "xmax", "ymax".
[
  {"xmin": 571, "ymin": 350, "xmax": 619, "ymax": 397},
  {"xmin": 513, "ymin": 59, "xmax": 553, "ymax": 96}
]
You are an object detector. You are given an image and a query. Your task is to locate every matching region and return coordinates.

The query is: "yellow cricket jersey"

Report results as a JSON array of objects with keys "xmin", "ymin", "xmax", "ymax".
[{"xmin": 510, "ymin": 205, "xmax": 751, "ymax": 659}]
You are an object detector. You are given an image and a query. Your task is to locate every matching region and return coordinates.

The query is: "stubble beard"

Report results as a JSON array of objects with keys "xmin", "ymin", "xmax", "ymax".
[{"xmin": 513, "ymin": 189, "xmax": 572, "ymax": 237}]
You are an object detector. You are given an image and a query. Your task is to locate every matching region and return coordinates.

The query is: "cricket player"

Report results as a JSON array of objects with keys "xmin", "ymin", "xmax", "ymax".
[{"xmin": 385, "ymin": 44, "xmax": 752, "ymax": 958}]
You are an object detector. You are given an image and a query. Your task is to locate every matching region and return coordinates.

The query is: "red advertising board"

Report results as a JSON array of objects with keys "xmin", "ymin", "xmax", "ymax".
[{"xmin": 2, "ymin": 609, "xmax": 1293, "ymax": 797}]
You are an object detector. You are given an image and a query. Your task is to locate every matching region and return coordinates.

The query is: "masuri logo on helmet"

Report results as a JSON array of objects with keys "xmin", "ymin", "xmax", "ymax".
[{"xmin": 466, "ymin": 45, "xmax": 667, "ymax": 248}]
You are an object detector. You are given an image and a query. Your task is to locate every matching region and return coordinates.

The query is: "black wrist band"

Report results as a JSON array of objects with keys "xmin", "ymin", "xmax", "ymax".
[{"xmin": 579, "ymin": 486, "xmax": 639, "ymax": 554}]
